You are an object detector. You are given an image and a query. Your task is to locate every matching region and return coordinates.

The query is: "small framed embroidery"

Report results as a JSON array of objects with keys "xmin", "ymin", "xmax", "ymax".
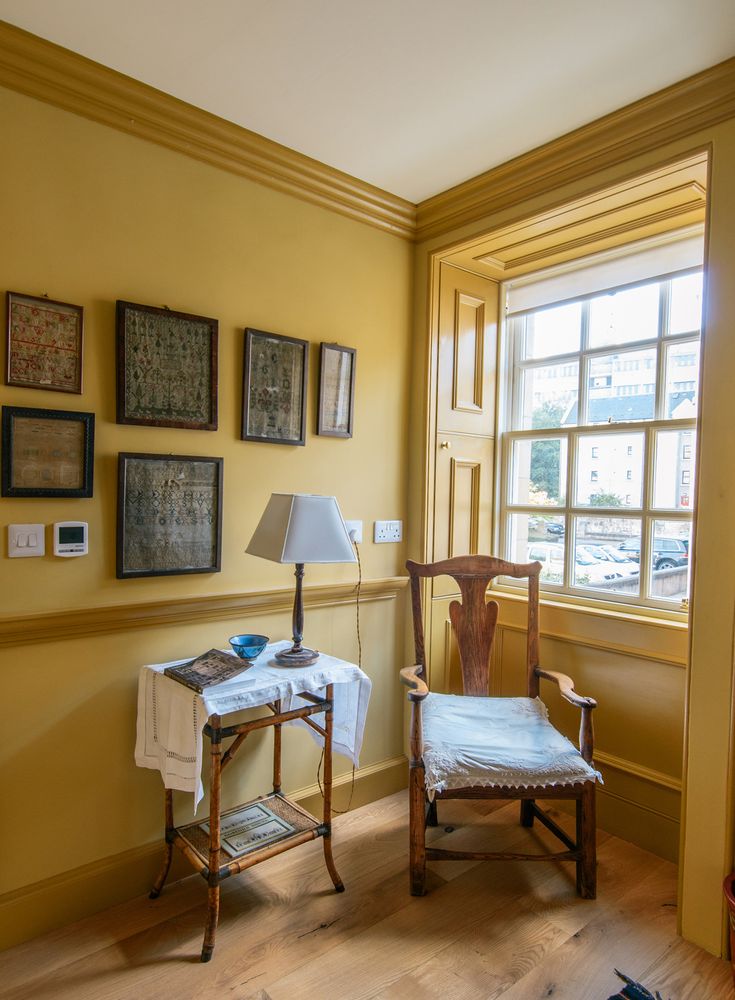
[
  {"xmin": 6, "ymin": 291, "xmax": 84, "ymax": 393},
  {"xmin": 117, "ymin": 452, "xmax": 223, "ymax": 578},
  {"xmin": 242, "ymin": 328, "xmax": 308, "ymax": 446},
  {"xmin": 116, "ymin": 300, "xmax": 218, "ymax": 430},
  {"xmin": 1, "ymin": 405, "xmax": 94, "ymax": 498}
]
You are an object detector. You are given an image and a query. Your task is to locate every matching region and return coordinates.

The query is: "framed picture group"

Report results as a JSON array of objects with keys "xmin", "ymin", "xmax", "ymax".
[{"xmin": 3, "ymin": 288, "xmax": 357, "ymax": 577}]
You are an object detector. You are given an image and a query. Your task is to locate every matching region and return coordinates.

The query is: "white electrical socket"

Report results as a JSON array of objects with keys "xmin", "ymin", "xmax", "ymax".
[
  {"xmin": 344, "ymin": 520, "xmax": 363, "ymax": 544},
  {"xmin": 374, "ymin": 520, "xmax": 402, "ymax": 543}
]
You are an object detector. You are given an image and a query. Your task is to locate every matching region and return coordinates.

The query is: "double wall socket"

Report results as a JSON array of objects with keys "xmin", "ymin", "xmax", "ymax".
[{"xmin": 374, "ymin": 520, "xmax": 402, "ymax": 543}]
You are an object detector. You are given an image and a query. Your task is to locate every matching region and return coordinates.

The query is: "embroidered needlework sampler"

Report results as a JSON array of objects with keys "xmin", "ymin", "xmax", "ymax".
[
  {"xmin": 117, "ymin": 453, "xmax": 223, "ymax": 578},
  {"xmin": 7, "ymin": 292, "xmax": 83, "ymax": 393},
  {"xmin": 116, "ymin": 301, "xmax": 218, "ymax": 430},
  {"xmin": 242, "ymin": 329, "xmax": 308, "ymax": 445}
]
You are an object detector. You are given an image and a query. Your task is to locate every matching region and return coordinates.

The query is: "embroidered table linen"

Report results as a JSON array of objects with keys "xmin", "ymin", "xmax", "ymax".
[
  {"xmin": 422, "ymin": 693, "xmax": 602, "ymax": 795},
  {"xmin": 135, "ymin": 640, "xmax": 371, "ymax": 806}
]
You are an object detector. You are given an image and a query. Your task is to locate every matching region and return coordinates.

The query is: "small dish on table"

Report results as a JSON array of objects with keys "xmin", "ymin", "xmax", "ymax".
[{"xmin": 229, "ymin": 634, "xmax": 269, "ymax": 661}]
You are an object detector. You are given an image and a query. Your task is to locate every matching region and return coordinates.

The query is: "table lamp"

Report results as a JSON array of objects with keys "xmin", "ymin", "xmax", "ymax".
[{"xmin": 246, "ymin": 493, "xmax": 356, "ymax": 666}]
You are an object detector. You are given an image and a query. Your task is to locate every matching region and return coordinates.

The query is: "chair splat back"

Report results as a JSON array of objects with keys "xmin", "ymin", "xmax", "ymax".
[{"xmin": 406, "ymin": 555, "xmax": 543, "ymax": 697}]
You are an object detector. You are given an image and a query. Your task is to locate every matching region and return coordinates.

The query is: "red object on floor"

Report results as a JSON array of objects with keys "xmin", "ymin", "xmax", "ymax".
[{"xmin": 723, "ymin": 874, "xmax": 735, "ymax": 987}]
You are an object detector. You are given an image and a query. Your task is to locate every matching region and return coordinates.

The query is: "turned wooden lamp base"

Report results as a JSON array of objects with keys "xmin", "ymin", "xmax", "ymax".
[{"xmin": 275, "ymin": 644, "xmax": 320, "ymax": 667}]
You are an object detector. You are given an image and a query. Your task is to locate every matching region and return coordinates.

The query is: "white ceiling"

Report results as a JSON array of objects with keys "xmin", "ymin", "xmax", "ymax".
[{"xmin": 1, "ymin": 1, "xmax": 734, "ymax": 203}]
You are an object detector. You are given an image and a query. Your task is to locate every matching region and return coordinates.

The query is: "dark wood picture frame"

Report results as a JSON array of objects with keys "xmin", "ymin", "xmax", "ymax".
[
  {"xmin": 117, "ymin": 452, "xmax": 223, "ymax": 579},
  {"xmin": 242, "ymin": 328, "xmax": 308, "ymax": 446},
  {"xmin": 116, "ymin": 300, "xmax": 218, "ymax": 430},
  {"xmin": 6, "ymin": 291, "xmax": 84, "ymax": 393},
  {"xmin": 1, "ymin": 405, "xmax": 94, "ymax": 498},
  {"xmin": 317, "ymin": 342, "xmax": 356, "ymax": 438}
]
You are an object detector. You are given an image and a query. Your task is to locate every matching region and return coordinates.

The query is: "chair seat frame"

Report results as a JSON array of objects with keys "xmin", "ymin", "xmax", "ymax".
[{"xmin": 401, "ymin": 555, "xmax": 597, "ymax": 899}]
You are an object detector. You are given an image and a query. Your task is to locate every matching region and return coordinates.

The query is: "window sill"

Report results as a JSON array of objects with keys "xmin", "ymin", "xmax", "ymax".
[{"xmin": 490, "ymin": 584, "xmax": 689, "ymax": 632}]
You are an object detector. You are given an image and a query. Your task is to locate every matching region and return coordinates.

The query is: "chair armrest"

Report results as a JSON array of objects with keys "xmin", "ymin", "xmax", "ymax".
[
  {"xmin": 536, "ymin": 667, "xmax": 596, "ymax": 763},
  {"xmin": 400, "ymin": 665, "xmax": 429, "ymax": 702},
  {"xmin": 536, "ymin": 668, "xmax": 597, "ymax": 710}
]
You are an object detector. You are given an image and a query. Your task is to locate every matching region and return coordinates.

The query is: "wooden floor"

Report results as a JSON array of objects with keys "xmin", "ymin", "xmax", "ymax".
[{"xmin": 0, "ymin": 792, "xmax": 731, "ymax": 999}]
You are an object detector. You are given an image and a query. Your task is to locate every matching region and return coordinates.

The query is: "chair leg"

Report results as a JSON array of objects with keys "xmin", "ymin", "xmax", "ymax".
[
  {"xmin": 576, "ymin": 783, "xmax": 597, "ymax": 899},
  {"xmin": 426, "ymin": 797, "xmax": 438, "ymax": 827},
  {"xmin": 409, "ymin": 764, "xmax": 427, "ymax": 896},
  {"xmin": 520, "ymin": 799, "xmax": 535, "ymax": 828}
]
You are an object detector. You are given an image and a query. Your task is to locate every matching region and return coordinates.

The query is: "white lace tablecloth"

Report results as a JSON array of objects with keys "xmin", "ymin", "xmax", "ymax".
[{"xmin": 135, "ymin": 640, "xmax": 371, "ymax": 806}]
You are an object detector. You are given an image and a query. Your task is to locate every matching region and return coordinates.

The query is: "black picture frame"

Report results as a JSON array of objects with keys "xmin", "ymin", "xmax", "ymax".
[
  {"xmin": 117, "ymin": 453, "xmax": 223, "ymax": 579},
  {"xmin": 116, "ymin": 300, "xmax": 218, "ymax": 430},
  {"xmin": 1, "ymin": 405, "xmax": 94, "ymax": 498},
  {"xmin": 242, "ymin": 328, "xmax": 308, "ymax": 446},
  {"xmin": 317, "ymin": 342, "xmax": 356, "ymax": 438}
]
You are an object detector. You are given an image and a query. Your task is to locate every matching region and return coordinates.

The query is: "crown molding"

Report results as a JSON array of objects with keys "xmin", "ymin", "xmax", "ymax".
[
  {"xmin": 0, "ymin": 576, "xmax": 408, "ymax": 648},
  {"xmin": 0, "ymin": 20, "xmax": 416, "ymax": 240},
  {"xmin": 416, "ymin": 57, "xmax": 735, "ymax": 243}
]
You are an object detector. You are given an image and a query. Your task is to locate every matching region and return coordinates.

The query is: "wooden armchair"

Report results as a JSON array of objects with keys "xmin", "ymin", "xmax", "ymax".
[{"xmin": 400, "ymin": 555, "xmax": 600, "ymax": 898}]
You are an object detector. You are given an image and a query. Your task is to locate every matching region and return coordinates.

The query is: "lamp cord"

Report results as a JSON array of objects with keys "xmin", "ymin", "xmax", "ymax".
[{"xmin": 316, "ymin": 536, "xmax": 361, "ymax": 815}]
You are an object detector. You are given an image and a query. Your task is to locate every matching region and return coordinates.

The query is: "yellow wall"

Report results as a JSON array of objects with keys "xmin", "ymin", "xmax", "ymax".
[
  {"xmin": 414, "ymin": 127, "xmax": 735, "ymax": 956},
  {"xmin": 0, "ymin": 87, "xmax": 412, "ymax": 947}
]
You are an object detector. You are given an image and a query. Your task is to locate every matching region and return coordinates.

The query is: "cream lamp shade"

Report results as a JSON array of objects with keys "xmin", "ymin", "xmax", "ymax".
[
  {"xmin": 246, "ymin": 494, "xmax": 356, "ymax": 666},
  {"xmin": 246, "ymin": 493, "xmax": 356, "ymax": 565}
]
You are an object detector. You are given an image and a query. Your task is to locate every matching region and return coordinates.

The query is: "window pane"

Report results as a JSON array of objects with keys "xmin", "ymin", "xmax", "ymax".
[
  {"xmin": 524, "ymin": 302, "xmax": 581, "ymax": 360},
  {"xmin": 573, "ymin": 516, "xmax": 641, "ymax": 595},
  {"xmin": 649, "ymin": 520, "xmax": 691, "ymax": 603},
  {"xmin": 508, "ymin": 513, "xmax": 565, "ymax": 584},
  {"xmin": 665, "ymin": 340, "xmax": 699, "ymax": 417},
  {"xmin": 669, "ymin": 272, "xmax": 703, "ymax": 336},
  {"xmin": 653, "ymin": 430, "xmax": 696, "ymax": 510},
  {"xmin": 575, "ymin": 432, "xmax": 644, "ymax": 507},
  {"xmin": 519, "ymin": 362, "xmax": 578, "ymax": 430},
  {"xmin": 587, "ymin": 348, "xmax": 657, "ymax": 424},
  {"xmin": 588, "ymin": 282, "xmax": 660, "ymax": 349},
  {"xmin": 511, "ymin": 437, "xmax": 567, "ymax": 506}
]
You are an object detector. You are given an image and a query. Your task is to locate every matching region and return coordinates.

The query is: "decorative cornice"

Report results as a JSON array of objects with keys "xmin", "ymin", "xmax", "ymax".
[
  {"xmin": 0, "ymin": 576, "xmax": 408, "ymax": 648},
  {"xmin": 0, "ymin": 21, "xmax": 416, "ymax": 240},
  {"xmin": 2, "ymin": 23, "xmax": 734, "ymax": 247},
  {"xmin": 416, "ymin": 57, "xmax": 735, "ymax": 243}
]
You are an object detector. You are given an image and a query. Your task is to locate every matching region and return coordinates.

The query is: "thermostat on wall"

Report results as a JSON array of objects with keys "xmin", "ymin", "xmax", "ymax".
[{"xmin": 53, "ymin": 521, "xmax": 88, "ymax": 557}]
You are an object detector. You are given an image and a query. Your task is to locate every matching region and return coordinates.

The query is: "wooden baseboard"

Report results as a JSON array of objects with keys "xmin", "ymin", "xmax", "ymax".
[{"xmin": 0, "ymin": 755, "xmax": 408, "ymax": 952}]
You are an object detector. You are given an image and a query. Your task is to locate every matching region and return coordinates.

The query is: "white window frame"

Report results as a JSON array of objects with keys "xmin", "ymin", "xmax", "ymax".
[{"xmin": 496, "ymin": 264, "xmax": 701, "ymax": 616}]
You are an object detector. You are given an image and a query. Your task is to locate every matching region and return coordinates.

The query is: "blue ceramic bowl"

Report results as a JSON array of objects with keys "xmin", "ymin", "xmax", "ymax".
[{"xmin": 229, "ymin": 634, "xmax": 269, "ymax": 660}]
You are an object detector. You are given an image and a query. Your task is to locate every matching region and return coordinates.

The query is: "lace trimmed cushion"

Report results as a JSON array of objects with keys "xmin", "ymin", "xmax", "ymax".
[{"xmin": 422, "ymin": 693, "xmax": 602, "ymax": 794}]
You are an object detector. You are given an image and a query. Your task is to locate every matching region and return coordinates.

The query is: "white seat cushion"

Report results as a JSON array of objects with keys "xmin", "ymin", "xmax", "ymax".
[{"xmin": 422, "ymin": 693, "xmax": 601, "ymax": 794}]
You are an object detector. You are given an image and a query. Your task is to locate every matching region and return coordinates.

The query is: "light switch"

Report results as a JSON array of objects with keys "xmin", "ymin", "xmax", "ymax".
[{"xmin": 8, "ymin": 524, "xmax": 45, "ymax": 558}]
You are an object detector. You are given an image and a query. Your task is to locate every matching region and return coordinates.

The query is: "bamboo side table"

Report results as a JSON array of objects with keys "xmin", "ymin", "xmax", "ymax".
[{"xmin": 148, "ymin": 684, "xmax": 344, "ymax": 962}]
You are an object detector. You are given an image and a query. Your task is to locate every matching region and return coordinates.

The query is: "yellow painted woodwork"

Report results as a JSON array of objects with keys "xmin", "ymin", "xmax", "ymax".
[{"xmin": 414, "ymin": 121, "xmax": 735, "ymax": 957}]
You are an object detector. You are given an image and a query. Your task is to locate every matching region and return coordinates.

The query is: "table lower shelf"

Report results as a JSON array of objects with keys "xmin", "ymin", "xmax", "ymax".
[{"xmin": 172, "ymin": 792, "xmax": 325, "ymax": 881}]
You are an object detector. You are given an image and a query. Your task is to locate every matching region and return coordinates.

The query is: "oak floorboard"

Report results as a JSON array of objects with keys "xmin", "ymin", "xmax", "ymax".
[{"xmin": 0, "ymin": 792, "xmax": 728, "ymax": 1000}]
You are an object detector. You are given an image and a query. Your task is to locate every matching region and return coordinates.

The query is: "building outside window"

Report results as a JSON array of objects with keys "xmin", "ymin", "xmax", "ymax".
[{"xmin": 499, "ymin": 235, "xmax": 702, "ymax": 612}]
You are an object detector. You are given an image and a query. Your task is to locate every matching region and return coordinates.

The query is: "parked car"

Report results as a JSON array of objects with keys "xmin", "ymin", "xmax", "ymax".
[
  {"xmin": 546, "ymin": 522, "xmax": 565, "ymax": 536},
  {"xmin": 578, "ymin": 544, "xmax": 640, "ymax": 577},
  {"xmin": 617, "ymin": 536, "xmax": 689, "ymax": 569},
  {"xmin": 528, "ymin": 543, "xmax": 624, "ymax": 586}
]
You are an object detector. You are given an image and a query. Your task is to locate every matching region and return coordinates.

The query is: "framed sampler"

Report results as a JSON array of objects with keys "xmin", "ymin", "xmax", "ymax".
[
  {"xmin": 317, "ymin": 342, "xmax": 356, "ymax": 438},
  {"xmin": 1, "ymin": 405, "xmax": 94, "ymax": 498},
  {"xmin": 242, "ymin": 328, "xmax": 308, "ymax": 446},
  {"xmin": 116, "ymin": 300, "xmax": 218, "ymax": 430},
  {"xmin": 117, "ymin": 452, "xmax": 223, "ymax": 578},
  {"xmin": 6, "ymin": 291, "xmax": 83, "ymax": 393}
]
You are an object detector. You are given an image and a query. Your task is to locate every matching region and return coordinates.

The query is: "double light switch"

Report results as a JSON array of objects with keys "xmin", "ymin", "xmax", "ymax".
[{"xmin": 8, "ymin": 524, "xmax": 45, "ymax": 557}]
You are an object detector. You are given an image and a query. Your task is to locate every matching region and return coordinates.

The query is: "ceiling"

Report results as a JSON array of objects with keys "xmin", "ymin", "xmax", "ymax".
[{"xmin": 0, "ymin": 1, "xmax": 733, "ymax": 203}]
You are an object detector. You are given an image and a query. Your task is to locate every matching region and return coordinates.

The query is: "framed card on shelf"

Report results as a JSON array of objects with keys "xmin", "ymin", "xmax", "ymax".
[
  {"xmin": 6, "ymin": 291, "xmax": 83, "ymax": 393},
  {"xmin": 242, "ymin": 328, "xmax": 308, "ymax": 446},
  {"xmin": 1, "ymin": 405, "xmax": 94, "ymax": 498},
  {"xmin": 116, "ymin": 300, "xmax": 218, "ymax": 430},
  {"xmin": 117, "ymin": 452, "xmax": 223, "ymax": 578},
  {"xmin": 317, "ymin": 342, "xmax": 356, "ymax": 438}
]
